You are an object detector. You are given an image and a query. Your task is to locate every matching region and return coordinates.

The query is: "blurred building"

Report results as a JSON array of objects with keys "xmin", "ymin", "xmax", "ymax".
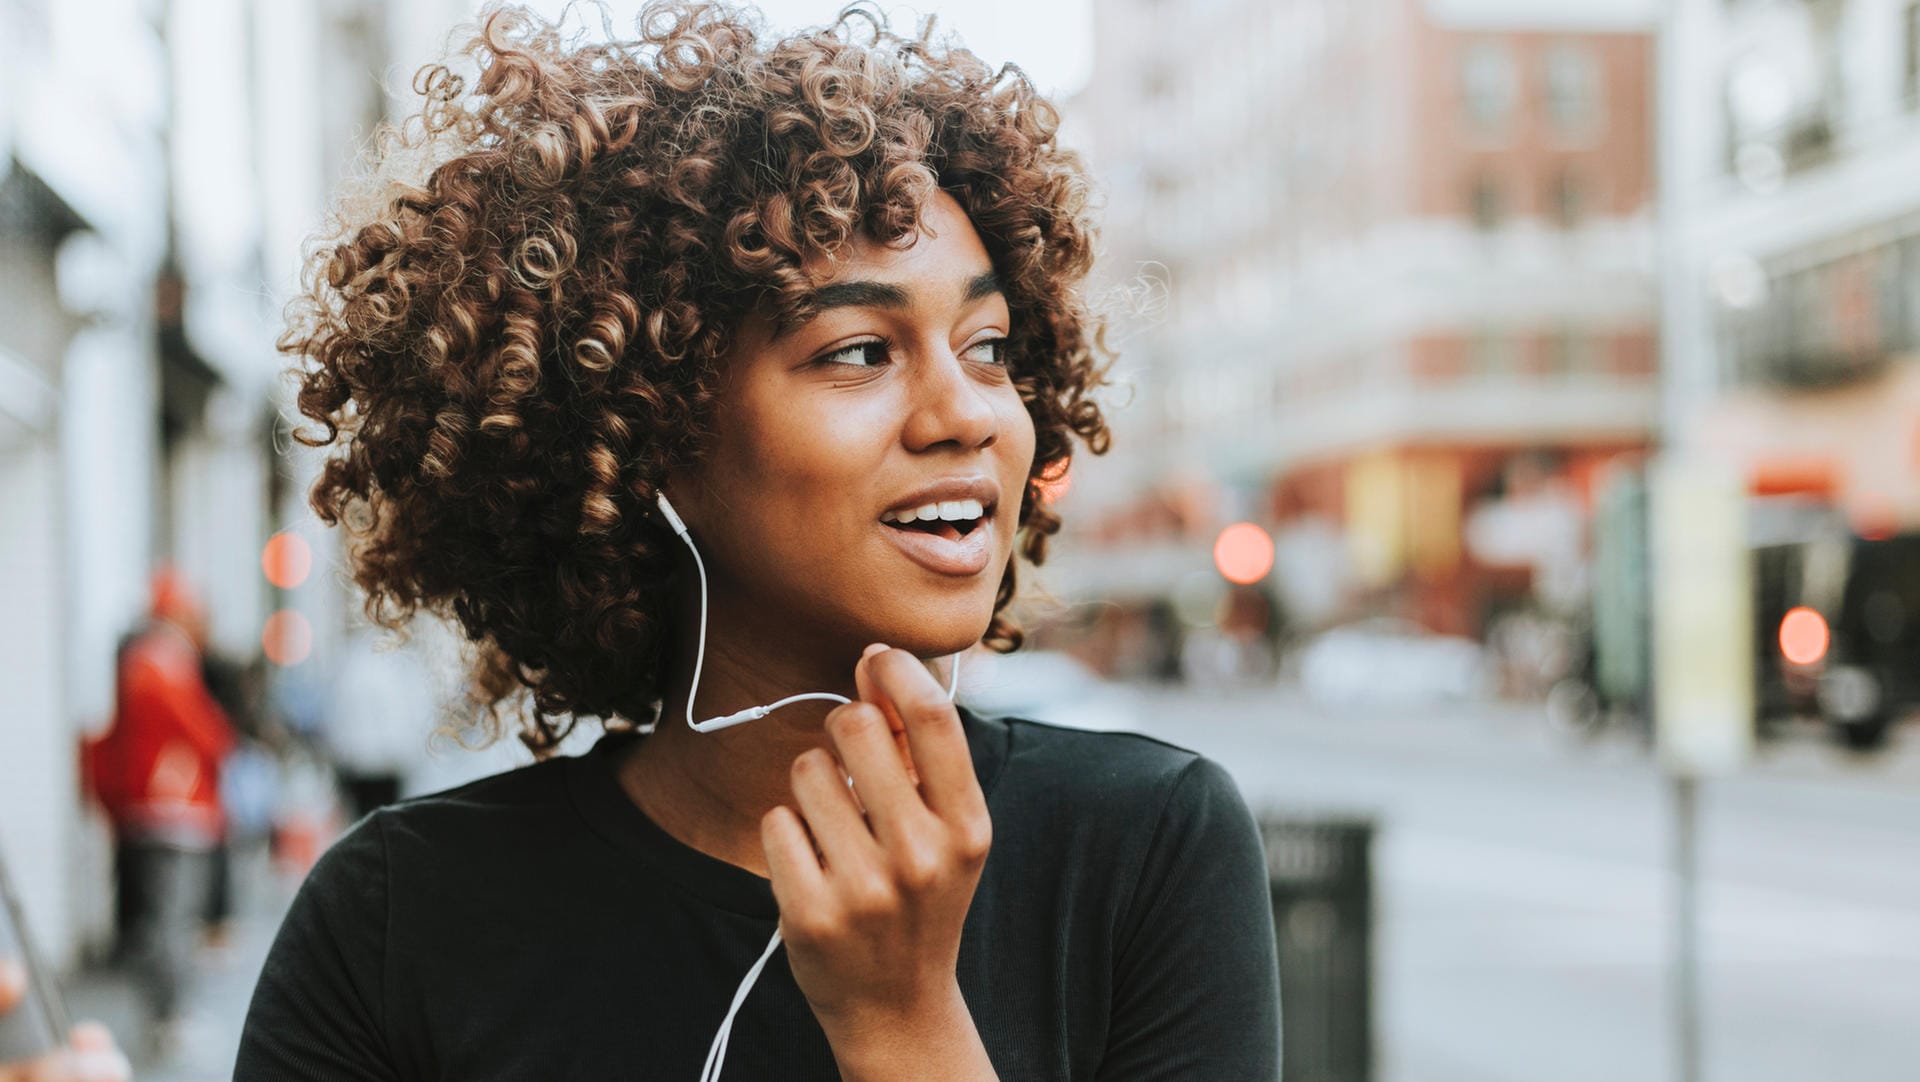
[
  {"xmin": 1071, "ymin": 0, "xmax": 1659, "ymax": 641},
  {"xmin": 0, "ymin": 0, "xmax": 468, "ymax": 970},
  {"xmin": 1, "ymin": 0, "xmax": 172, "ymax": 975},
  {"xmin": 1665, "ymin": 0, "xmax": 1920, "ymax": 535}
]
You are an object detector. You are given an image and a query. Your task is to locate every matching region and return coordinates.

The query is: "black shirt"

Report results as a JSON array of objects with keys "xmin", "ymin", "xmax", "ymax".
[{"xmin": 233, "ymin": 708, "xmax": 1282, "ymax": 1080}]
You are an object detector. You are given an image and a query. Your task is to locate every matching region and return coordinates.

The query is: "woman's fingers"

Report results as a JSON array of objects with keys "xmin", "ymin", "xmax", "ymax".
[
  {"xmin": 853, "ymin": 645, "xmax": 919, "ymax": 787},
  {"xmin": 787, "ymin": 744, "xmax": 882, "ymax": 874},
  {"xmin": 861, "ymin": 649, "xmax": 987, "ymax": 826},
  {"xmin": 824, "ymin": 700, "xmax": 929, "ymax": 854},
  {"xmin": 761, "ymin": 803, "xmax": 827, "ymax": 913}
]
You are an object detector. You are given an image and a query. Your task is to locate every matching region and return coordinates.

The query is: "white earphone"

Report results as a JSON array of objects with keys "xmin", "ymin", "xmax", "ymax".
[
  {"xmin": 653, "ymin": 492, "xmax": 961, "ymax": 731},
  {"xmin": 652, "ymin": 490, "xmax": 964, "ymax": 1081}
]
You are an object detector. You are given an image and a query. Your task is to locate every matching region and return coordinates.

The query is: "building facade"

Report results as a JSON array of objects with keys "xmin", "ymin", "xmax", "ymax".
[
  {"xmin": 0, "ymin": 0, "xmax": 471, "ymax": 970},
  {"xmin": 1665, "ymin": 0, "xmax": 1920, "ymax": 535},
  {"xmin": 1071, "ymin": 0, "xmax": 1658, "ymax": 642}
]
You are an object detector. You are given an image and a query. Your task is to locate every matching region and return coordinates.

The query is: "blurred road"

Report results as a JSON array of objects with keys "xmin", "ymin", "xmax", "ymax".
[{"xmin": 1131, "ymin": 686, "xmax": 1920, "ymax": 1082}]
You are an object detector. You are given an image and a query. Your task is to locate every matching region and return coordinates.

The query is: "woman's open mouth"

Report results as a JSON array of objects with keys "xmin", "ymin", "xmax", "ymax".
[{"xmin": 879, "ymin": 499, "xmax": 993, "ymax": 576}]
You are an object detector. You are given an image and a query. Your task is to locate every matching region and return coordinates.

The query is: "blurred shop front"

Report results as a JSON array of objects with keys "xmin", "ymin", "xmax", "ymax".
[{"xmin": 1705, "ymin": 230, "xmax": 1920, "ymax": 536}]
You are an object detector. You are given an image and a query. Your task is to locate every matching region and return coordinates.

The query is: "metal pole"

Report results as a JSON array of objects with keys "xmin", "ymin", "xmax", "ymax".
[{"xmin": 1672, "ymin": 772, "xmax": 1700, "ymax": 1082}]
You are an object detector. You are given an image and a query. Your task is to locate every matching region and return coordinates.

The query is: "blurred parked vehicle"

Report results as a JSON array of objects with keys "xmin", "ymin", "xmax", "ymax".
[
  {"xmin": 956, "ymin": 649, "xmax": 1144, "ymax": 733},
  {"xmin": 1295, "ymin": 618, "xmax": 1495, "ymax": 710},
  {"xmin": 1755, "ymin": 530, "xmax": 1920, "ymax": 751}
]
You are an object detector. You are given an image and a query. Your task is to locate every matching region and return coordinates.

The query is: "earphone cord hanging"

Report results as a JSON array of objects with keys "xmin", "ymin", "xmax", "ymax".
[
  {"xmin": 666, "ymin": 508, "xmax": 962, "ymax": 1081},
  {"xmin": 673, "ymin": 518, "xmax": 961, "ymax": 733}
]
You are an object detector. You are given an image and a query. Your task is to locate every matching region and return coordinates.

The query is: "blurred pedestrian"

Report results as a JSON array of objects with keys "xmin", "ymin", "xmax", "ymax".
[
  {"xmin": 195, "ymin": 651, "xmax": 262, "ymax": 952},
  {"xmin": 84, "ymin": 568, "xmax": 236, "ymax": 1058},
  {"xmin": 326, "ymin": 628, "xmax": 435, "ymax": 820}
]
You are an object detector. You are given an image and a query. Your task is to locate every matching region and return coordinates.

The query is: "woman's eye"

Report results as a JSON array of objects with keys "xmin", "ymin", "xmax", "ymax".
[
  {"xmin": 965, "ymin": 337, "xmax": 1009, "ymax": 366},
  {"xmin": 818, "ymin": 341, "xmax": 890, "ymax": 368}
]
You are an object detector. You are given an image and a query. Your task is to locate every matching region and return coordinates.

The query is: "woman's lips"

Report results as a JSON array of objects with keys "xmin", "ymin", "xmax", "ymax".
[{"xmin": 880, "ymin": 519, "xmax": 991, "ymax": 576}]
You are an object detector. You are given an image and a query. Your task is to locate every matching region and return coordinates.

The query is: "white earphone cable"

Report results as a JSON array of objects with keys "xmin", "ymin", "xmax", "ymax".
[{"xmin": 657, "ymin": 494, "xmax": 963, "ymax": 1081}]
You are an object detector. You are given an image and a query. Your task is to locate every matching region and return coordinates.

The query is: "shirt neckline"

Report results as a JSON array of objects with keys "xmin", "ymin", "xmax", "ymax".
[{"xmin": 564, "ymin": 704, "xmax": 1009, "ymax": 920}]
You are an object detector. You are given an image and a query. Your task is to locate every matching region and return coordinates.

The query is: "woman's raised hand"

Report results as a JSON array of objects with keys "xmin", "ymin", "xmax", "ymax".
[{"xmin": 760, "ymin": 644, "xmax": 994, "ymax": 1072}]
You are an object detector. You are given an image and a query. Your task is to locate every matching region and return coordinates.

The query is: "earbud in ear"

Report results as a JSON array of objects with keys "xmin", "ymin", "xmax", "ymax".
[{"xmin": 656, "ymin": 492, "xmax": 690, "ymax": 537}]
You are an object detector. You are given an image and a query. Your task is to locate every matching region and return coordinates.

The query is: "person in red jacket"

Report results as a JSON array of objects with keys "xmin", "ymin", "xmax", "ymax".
[{"xmin": 85, "ymin": 568, "xmax": 236, "ymax": 1056}]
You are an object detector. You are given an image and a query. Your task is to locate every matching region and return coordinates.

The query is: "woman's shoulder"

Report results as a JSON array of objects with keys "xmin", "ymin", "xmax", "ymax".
[
  {"xmin": 308, "ymin": 753, "xmax": 579, "ymax": 881},
  {"xmin": 968, "ymin": 710, "xmax": 1238, "ymax": 816}
]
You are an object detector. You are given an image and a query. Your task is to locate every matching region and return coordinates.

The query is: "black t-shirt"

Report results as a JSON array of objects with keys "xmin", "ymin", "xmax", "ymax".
[{"xmin": 233, "ymin": 708, "xmax": 1282, "ymax": 1080}]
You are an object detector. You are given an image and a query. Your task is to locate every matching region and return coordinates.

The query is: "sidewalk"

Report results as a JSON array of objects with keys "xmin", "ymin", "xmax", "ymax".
[{"xmin": 63, "ymin": 850, "xmax": 299, "ymax": 1082}]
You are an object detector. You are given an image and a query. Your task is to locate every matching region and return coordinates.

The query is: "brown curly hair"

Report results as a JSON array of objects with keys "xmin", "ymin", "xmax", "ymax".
[{"xmin": 285, "ymin": 0, "xmax": 1112, "ymax": 756}]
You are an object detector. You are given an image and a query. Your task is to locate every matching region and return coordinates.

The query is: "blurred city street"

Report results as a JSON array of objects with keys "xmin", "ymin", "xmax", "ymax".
[
  {"xmin": 48, "ymin": 682, "xmax": 1918, "ymax": 1082},
  {"xmin": 5, "ymin": 0, "xmax": 1920, "ymax": 1077},
  {"xmin": 63, "ymin": 876, "xmax": 290, "ymax": 1082},
  {"xmin": 1131, "ymin": 686, "xmax": 1920, "ymax": 1082}
]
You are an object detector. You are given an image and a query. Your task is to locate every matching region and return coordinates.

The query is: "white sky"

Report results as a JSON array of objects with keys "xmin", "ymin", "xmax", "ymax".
[
  {"xmin": 1423, "ymin": 0, "xmax": 1659, "ymax": 31},
  {"xmin": 519, "ymin": 0, "xmax": 1095, "ymax": 98}
]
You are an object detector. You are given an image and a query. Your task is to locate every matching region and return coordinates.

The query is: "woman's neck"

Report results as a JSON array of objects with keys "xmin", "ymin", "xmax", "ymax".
[{"xmin": 614, "ymin": 609, "xmax": 866, "ymax": 880}]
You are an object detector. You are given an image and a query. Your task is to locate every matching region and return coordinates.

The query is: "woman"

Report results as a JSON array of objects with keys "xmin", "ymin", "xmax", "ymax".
[{"xmin": 236, "ymin": 3, "xmax": 1281, "ymax": 1079}]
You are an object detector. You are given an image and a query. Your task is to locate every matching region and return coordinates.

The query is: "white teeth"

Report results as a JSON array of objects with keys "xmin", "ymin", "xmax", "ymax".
[{"xmin": 881, "ymin": 497, "xmax": 989, "ymax": 524}]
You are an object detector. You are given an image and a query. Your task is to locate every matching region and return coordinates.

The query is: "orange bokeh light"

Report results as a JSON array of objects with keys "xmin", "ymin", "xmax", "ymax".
[
  {"xmin": 1037, "ymin": 459, "xmax": 1072, "ymax": 503},
  {"xmin": 262, "ymin": 531, "xmax": 313, "ymax": 590},
  {"xmin": 1778, "ymin": 606, "xmax": 1829, "ymax": 667},
  {"xmin": 263, "ymin": 610, "xmax": 313, "ymax": 666},
  {"xmin": 1213, "ymin": 522, "xmax": 1275, "ymax": 585}
]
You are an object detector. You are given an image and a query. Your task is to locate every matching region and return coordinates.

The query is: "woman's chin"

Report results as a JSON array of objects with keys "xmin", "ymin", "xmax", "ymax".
[{"xmin": 866, "ymin": 606, "xmax": 993, "ymax": 661}]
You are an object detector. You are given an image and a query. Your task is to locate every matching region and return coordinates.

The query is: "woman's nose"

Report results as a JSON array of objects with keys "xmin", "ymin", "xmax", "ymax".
[{"xmin": 901, "ymin": 347, "xmax": 998, "ymax": 452}]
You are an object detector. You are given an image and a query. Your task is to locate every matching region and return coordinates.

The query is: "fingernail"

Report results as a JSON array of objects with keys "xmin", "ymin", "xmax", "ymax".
[{"xmin": 862, "ymin": 642, "xmax": 889, "ymax": 659}]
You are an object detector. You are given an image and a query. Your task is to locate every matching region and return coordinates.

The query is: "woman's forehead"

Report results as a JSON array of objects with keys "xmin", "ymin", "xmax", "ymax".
[{"xmin": 800, "ymin": 192, "xmax": 993, "ymax": 293}]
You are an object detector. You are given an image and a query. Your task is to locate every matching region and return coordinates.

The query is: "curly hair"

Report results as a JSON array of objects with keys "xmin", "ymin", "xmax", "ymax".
[{"xmin": 285, "ymin": 0, "xmax": 1112, "ymax": 756}]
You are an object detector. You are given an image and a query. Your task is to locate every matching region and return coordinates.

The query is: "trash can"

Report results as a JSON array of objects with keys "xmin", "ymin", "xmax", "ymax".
[{"xmin": 1258, "ymin": 814, "xmax": 1374, "ymax": 1082}]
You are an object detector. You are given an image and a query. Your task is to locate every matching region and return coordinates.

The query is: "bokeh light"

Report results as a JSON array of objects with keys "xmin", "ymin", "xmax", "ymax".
[
  {"xmin": 1779, "ymin": 606, "xmax": 1830, "ymax": 666},
  {"xmin": 1213, "ymin": 522, "xmax": 1275, "ymax": 585},
  {"xmin": 1037, "ymin": 458, "xmax": 1072, "ymax": 503},
  {"xmin": 262, "ymin": 531, "xmax": 313, "ymax": 590},
  {"xmin": 262, "ymin": 609, "xmax": 313, "ymax": 666}
]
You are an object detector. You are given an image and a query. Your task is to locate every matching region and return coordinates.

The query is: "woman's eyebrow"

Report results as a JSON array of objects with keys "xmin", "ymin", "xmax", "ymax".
[
  {"xmin": 962, "ymin": 269, "xmax": 1001, "ymax": 303},
  {"xmin": 808, "ymin": 280, "xmax": 910, "ymax": 312},
  {"xmin": 778, "ymin": 269, "xmax": 1004, "ymax": 337},
  {"xmin": 808, "ymin": 269, "xmax": 999, "ymax": 312}
]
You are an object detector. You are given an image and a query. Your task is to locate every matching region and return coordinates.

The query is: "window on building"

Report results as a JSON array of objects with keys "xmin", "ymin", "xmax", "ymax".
[
  {"xmin": 1544, "ymin": 328, "xmax": 1598, "ymax": 374},
  {"xmin": 1461, "ymin": 41, "xmax": 1517, "ymax": 136},
  {"xmin": 1143, "ymin": 64, "xmax": 1173, "ymax": 102},
  {"xmin": 1469, "ymin": 173, "xmax": 1504, "ymax": 231},
  {"xmin": 1549, "ymin": 169, "xmax": 1586, "ymax": 228},
  {"xmin": 1906, "ymin": 1, "xmax": 1920, "ymax": 106},
  {"xmin": 1470, "ymin": 331, "xmax": 1518, "ymax": 374},
  {"xmin": 1543, "ymin": 43, "xmax": 1602, "ymax": 136}
]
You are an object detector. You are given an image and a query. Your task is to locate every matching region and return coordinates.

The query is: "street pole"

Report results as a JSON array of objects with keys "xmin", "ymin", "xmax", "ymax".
[
  {"xmin": 1649, "ymin": 456, "xmax": 1752, "ymax": 1082},
  {"xmin": 1652, "ymin": 1, "xmax": 1746, "ymax": 1079},
  {"xmin": 1671, "ymin": 773, "xmax": 1700, "ymax": 1082}
]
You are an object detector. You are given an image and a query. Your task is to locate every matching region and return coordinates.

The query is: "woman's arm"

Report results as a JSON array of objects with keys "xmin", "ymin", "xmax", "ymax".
[
  {"xmin": 233, "ymin": 813, "xmax": 400, "ymax": 1082},
  {"xmin": 1098, "ymin": 757, "xmax": 1282, "ymax": 1081}
]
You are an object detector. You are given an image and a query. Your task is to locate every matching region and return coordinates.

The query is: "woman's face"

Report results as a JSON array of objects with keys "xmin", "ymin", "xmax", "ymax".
[{"xmin": 671, "ymin": 191, "xmax": 1036, "ymax": 663}]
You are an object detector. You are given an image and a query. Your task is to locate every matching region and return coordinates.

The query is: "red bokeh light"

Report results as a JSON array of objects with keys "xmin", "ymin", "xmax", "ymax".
[
  {"xmin": 1037, "ymin": 459, "xmax": 1072, "ymax": 504},
  {"xmin": 262, "ymin": 531, "xmax": 313, "ymax": 590},
  {"xmin": 1213, "ymin": 522, "xmax": 1275, "ymax": 585},
  {"xmin": 263, "ymin": 610, "xmax": 313, "ymax": 666},
  {"xmin": 1778, "ymin": 606, "xmax": 1829, "ymax": 667}
]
